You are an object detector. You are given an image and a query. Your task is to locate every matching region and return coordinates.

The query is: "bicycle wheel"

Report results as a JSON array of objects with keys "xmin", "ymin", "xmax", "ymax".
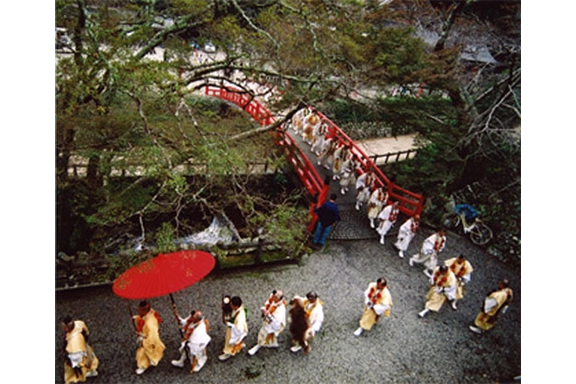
[
  {"xmin": 444, "ymin": 214, "xmax": 460, "ymax": 229},
  {"xmin": 469, "ymin": 222, "xmax": 493, "ymax": 245}
]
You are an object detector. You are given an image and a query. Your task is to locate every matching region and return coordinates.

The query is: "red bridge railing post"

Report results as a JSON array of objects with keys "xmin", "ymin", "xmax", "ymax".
[
  {"xmin": 203, "ymin": 85, "xmax": 424, "ymax": 220},
  {"xmin": 307, "ymin": 175, "xmax": 331, "ymax": 233}
]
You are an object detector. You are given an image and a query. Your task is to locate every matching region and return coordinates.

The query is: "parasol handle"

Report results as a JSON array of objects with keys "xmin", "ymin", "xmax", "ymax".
[
  {"xmin": 169, "ymin": 293, "xmax": 185, "ymax": 339},
  {"xmin": 126, "ymin": 300, "xmax": 139, "ymax": 334},
  {"xmin": 169, "ymin": 293, "xmax": 191, "ymax": 361}
]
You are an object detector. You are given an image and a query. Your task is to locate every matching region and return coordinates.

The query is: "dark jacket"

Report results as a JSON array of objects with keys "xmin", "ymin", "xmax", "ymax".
[{"xmin": 315, "ymin": 201, "xmax": 340, "ymax": 227}]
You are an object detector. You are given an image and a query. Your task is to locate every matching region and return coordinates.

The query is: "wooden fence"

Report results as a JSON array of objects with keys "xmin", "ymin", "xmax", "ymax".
[
  {"xmin": 66, "ymin": 158, "xmax": 280, "ymax": 178},
  {"xmin": 370, "ymin": 149, "xmax": 417, "ymax": 165}
]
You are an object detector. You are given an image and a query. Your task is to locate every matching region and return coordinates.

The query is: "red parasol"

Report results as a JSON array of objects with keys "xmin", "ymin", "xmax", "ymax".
[
  {"xmin": 113, "ymin": 250, "xmax": 216, "ymax": 299},
  {"xmin": 112, "ymin": 250, "xmax": 216, "ymax": 341}
]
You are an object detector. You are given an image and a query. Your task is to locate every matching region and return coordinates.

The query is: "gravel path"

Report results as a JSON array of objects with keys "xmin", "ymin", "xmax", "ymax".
[{"xmin": 55, "ymin": 228, "xmax": 520, "ymax": 384}]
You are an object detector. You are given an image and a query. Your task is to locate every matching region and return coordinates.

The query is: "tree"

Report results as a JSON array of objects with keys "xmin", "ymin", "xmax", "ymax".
[
  {"xmin": 57, "ymin": 0, "xmax": 520, "ymax": 261},
  {"xmin": 57, "ymin": 0, "xmax": 440, "ymax": 256},
  {"xmin": 313, "ymin": 0, "xmax": 520, "ymax": 260},
  {"xmin": 375, "ymin": 0, "xmax": 521, "ymax": 260}
]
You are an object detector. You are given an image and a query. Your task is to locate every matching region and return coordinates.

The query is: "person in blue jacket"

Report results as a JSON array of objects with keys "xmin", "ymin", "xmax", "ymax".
[{"xmin": 313, "ymin": 194, "xmax": 341, "ymax": 248}]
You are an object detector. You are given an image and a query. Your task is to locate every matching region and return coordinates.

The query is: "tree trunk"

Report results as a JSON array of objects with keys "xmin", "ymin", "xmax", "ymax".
[
  {"xmin": 73, "ymin": 0, "xmax": 87, "ymax": 67},
  {"xmin": 57, "ymin": 125, "xmax": 76, "ymax": 183},
  {"xmin": 87, "ymin": 155, "xmax": 102, "ymax": 189},
  {"xmin": 434, "ymin": 0, "xmax": 474, "ymax": 52},
  {"xmin": 57, "ymin": 149, "xmax": 70, "ymax": 183}
]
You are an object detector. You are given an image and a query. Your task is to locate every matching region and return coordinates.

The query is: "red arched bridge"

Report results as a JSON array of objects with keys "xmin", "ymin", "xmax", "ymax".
[{"xmin": 205, "ymin": 85, "xmax": 424, "ymax": 234}]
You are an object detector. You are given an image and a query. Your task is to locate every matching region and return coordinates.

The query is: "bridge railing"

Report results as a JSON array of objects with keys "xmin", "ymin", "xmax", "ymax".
[
  {"xmin": 204, "ymin": 85, "xmax": 424, "ymax": 218},
  {"xmin": 205, "ymin": 85, "xmax": 325, "ymax": 200},
  {"xmin": 205, "ymin": 85, "xmax": 276, "ymax": 126},
  {"xmin": 313, "ymin": 110, "xmax": 424, "ymax": 216}
]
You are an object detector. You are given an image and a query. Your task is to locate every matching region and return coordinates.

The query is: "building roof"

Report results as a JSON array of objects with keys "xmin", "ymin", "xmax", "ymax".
[{"xmin": 461, "ymin": 44, "xmax": 497, "ymax": 64}]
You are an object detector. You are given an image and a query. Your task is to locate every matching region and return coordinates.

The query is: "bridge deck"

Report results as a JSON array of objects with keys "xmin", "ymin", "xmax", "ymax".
[
  {"xmin": 275, "ymin": 111, "xmax": 402, "ymax": 241},
  {"xmin": 205, "ymin": 85, "xmax": 421, "ymax": 241}
]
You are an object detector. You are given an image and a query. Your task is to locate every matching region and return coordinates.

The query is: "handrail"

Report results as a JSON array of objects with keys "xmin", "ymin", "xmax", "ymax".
[
  {"xmin": 204, "ymin": 85, "xmax": 424, "ymax": 217},
  {"xmin": 205, "ymin": 85, "xmax": 276, "ymax": 126},
  {"xmin": 312, "ymin": 109, "xmax": 424, "ymax": 216},
  {"xmin": 370, "ymin": 149, "xmax": 417, "ymax": 165},
  {"xmin": 205, "ymin": 85, "xmax": 324, "ymax": 199}
]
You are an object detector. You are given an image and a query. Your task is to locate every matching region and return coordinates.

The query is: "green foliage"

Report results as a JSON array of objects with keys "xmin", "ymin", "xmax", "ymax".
[
  {"xmin": 273, "ymin": 172, "xmax": 288, "ymax": 187},
  {"xmin": 320, "ymin": 99, "xmax": 379, "ymax": 124},
  {"xmin": 370, "ymin": 27, "xmax": 427, "ymax": 84},
  {"xmin": 321, "ymin": 96, "xmax": 456, "ymax": 138},
  {"xmin": 170, "ymin": 0, "xmax": 210, "ymax": 16},
  {"xmin": 155, "ymin": 222, "xmax": 177, "ymax": 253},
  {"xmin": 243, "ymin": 366, "xmax": 262, "ymax": 379},
  {"xmin": 213, "ymin": 247, "xmax": 229, "ymax": 268},
  {"xmin": 187, "ymin": 96, "xmax": 218, "ymax": 108},
  {"xmin": 104, "ymin": 249, "xmax": 156, "ymax": 282},
  {"xmin": 392, "ymin": 144, "xmax": 445, "ymax": 187},
  {"xmin": 250, "ymin": 204, "xmax": 309, "ymax": 256},
  {"xmin": 55, "ymin": 0, "xmax": 520, "ymax": 270},
  {"xmin": 84, "ymin": 178, "xmax": 160, "ymax": 227}
]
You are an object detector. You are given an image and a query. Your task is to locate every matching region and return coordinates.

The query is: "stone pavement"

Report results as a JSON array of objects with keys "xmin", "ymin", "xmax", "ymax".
[{"xmin": 329, "ymin": 203, "xmax": 381, "ymax": 240}]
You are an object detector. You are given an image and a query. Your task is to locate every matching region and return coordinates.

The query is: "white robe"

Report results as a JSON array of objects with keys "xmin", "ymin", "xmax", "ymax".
[
  {"xmin": 312, "ymin": 121, "xmax": 326, "ymax": 144},
  {"xmin": 179, "ymin": 317, "xmax": 211, "ymax": 357},
  {"xmin": 311, "ymin": 131, "xmax": 328, "ymax": 155},
  {"xmin": 228, "ymin": 307, "xmax": 248, "ymax": 346},
  {"xmin": 289, "ymin": 296, "xmax": 324, "ymax": 336},
  {"xmin": 291, "ymin": 109, "xmax": 307, "ymax": 134},
  {"xmin": 367, "ymin": 190, "xmax": 386, "ymax": 220},
  {"xmin": 355, "ymin": 172, "xmax": 373, "ymax": 190},
  {"xmin": 428, "ymin": 274, "xmax": 457, "ymax": 301},
  {"xmin": 317, "ymin": 140, "xmax": 337, "ymax": 168},
  {"xmin": 356, "ymin": 187, "xmax": 370, "ymax": 205},
  {"xmin": 376, "ymin": 205, "xmax": 398, "ymax": 236},
  {"xmin": 339, "ymin": 159, "xmax": 357, "ymax": 188},
  {"xmin": 257, "ymin": 302, "xmax": 286, "ymax": 346},
  {"xmin": 332, "ymin": 146, "xmax": 348, "ymax": 174},
  {"xmin": 264, "ymin": 304, "xmax": 286, "ymax": 335},
  {"xmin": 411, "ymin": 233, "xmax": 445, "ymax": 270},
  {"xmin": 395, "ymin": 218, "xmax": 417, "ymax": 251},
  {"xmin": 307, "ymin": 303, "xmax": 324, "ymax": 334}
]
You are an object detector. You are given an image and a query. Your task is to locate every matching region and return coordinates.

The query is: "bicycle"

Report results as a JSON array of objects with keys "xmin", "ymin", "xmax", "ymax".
[{"xmin": 445, "ymin": 206, "xmax": 493, "ymax": 246}]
